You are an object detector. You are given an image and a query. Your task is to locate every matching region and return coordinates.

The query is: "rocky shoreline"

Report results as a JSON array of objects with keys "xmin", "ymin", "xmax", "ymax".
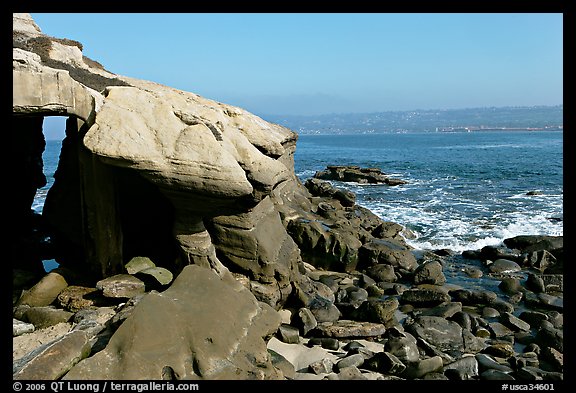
[
  {"xmin": 12, "ymin": 13, "xmax": 563, "ymax": 381},
  {"xmin": 14, "ymin": 177, "xmax": 564, "ymax": 381}
]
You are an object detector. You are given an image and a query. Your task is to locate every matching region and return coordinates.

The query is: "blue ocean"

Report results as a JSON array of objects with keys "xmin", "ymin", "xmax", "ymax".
[
  {"xmin": 36, "ymin": 130, "xmax": 563, "ymax": 256},
  {"xmin": 294, "ymin": 131, "xmax": 563, "ymax": 253}
]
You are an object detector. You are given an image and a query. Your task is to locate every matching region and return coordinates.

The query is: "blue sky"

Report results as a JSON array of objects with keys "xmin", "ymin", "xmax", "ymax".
[{"xmin": 30, "ymin": 13, "xmax": 562, "ymax": 120}]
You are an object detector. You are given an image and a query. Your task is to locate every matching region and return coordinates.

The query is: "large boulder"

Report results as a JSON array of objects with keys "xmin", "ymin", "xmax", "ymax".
[
  {"xmin": 63, "ymin": 265, "xmax": 283, "ymax": 380},
  {"xmin": 359, "ymin": 239, "xmax": 418, "ymax": 272},
  {"xmin": 83, "ymin": 83, "xmax": 291, "ymax": 213}
]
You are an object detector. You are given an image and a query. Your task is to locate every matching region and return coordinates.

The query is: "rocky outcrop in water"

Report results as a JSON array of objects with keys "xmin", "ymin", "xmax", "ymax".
[{"xmin": 314, "ymin": 165, "xmax": 408, "ymax": 185}]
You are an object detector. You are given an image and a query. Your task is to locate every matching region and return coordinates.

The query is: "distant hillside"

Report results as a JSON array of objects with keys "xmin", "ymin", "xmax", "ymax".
[{"xmin": 261, "ymin": 105, "xmax": 563, "ymax": 134}]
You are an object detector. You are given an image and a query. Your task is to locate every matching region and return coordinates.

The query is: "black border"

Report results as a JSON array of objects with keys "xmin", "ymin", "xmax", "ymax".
[{"xmin": 8, "ymin": 1, "xmax": 571, "ymax": 390}]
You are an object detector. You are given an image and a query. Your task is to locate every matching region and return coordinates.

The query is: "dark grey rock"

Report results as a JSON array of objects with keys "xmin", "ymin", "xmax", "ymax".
[
  {"xmin": 541, "ymin": 274, "xmax": 563, "ymax": 293},
  {"xmin": 443, "ymin": 356, "xmax": 479, "ymax": 380},
  {"xmin": 314, "ymin": 165, "xmax": 390, "ymax": 184},
  {"xmin": 416, "ymin": 337, "xmax": 455, "ymax": 364},
  {"xmin": 540, "ymin": 347, "xmax": 563, "ymax": 372},
  {"xmin": 318, "ymin": 275, "xmax": 340, "ymax": 294},
  {"xmin": 405, "ymin": 316, "xmax": 464, "ymax": 352},
  {"xmin": 513, "ymin": 366, "xmax": 547, "ymax": 381},
  {"xmin": 450, "ymin": 288, "xmax": 498, "ymax": 305},
  {"xmin": 489, "ymin": 259, "xmax": 522, "ymax": 274},
  {"xmin": 526, "ymin": 250, "xmax": 557, "ymax": 272},
  {"xmin": 364, "ymin": 351, "xmax": 406, "ymax": 375},
  {"xmin": 503, "ymin": 235, "xmax": 563, "ymax": 254},
  {"xmin": 401, "ymin": 356, "xmax": 443, "ymax": 379},
  {"xmin": 450, "ymin": 311, "xmax": 472, "ymax": 330},
  {"xmin": 535, "ymin": 325, "xmax": 563, "ymax": 353},
  {"xmin": 378, "ymin": 282, "xmax": 409, "ymax": 295},
  {"xmin": 509, "ymin": 352, "xmax": 539, "ymax": 369},
  {"xmin": 413, "ymin": 261, "xmax": 446, "ymax": 285},
  {"xmin": 482, "ymin": 307, "xmax": 500, "ymax": 318},
  {"xmin": 278, "ymin": 324, "xmax": 300, "ymax": 344},
  {"xmin": 526, "ymin": 273, "xmax": 546, "ymax": 293},
  {"xmin": 480, "ymin": 369, "xmax": 516, "ymax": 380},
  {"xmin": 498, "ymin": 277, "xmax": 523, "ymax": 294},
  {"xmin": 400, "ymin": 287, "xmax": 451, "ymax": 307},
  {"xmin": 365, "ymin": 284, "xmax": 385, "ymax": 298},
  {"xmin": 419, "ymin": 302, "xmax": 462, "ymax": 318},
  {"xmin": 488, "ymin": 298, "xmax": 515, "ymax": 314},
  {"xmin": 422, "ymin": 372, "xmax": 450, "ymax": 380},
  {"xmin": 476, "ymin": 353, "xmax": 514, "ymax": 373},
  {"xmin": 359, "ymin": 239, "xmax": 418, "ymax": 271},
  {"xmin": 519, "ymin": 311, "xmax": 548, "ymax": 328},
  {"xmin": 350, "ymin": 297, "xmax": 399, "ymax": 324},
  {"xmin": 462, "ymin": 329, "xmax": 487, "ymax": 353},
  {"xmin": 524, "ymin": 292, "xmax": 563, "ymax": 312},
  {"xmin": 308, "ymin": 296, "xmax": 342, "ymax": 323},
  {"xmin": 336, "ymin": 353, "xmax": 365, "ymax": 370},
  {"xmin": 500, "ymin": 312, "xmax": 531, "ymax": 332},
  {"xmin": 341, "ymin": 341, "xmax": 364, "ymax": 352},
  {"xmin": 463, "ymin": 266, "xmax": 483, "ymax": 278},
  {"xmin": 547, "ymin": 310, "xmax": 563, "ymax": 329},
  {"xmin": 356, "ymin": 273, "xmax": 377, "ymax": 289},
  {"xmin": 384, "ymin": 331, "xmax": 420, "ymax": 363},
  {"xmin": 307, "ymin": 337, "xmax": 340, "ymax": 351},
  {"xmin": 524, "ymin": 343, "xmax": 541, "ymax": 356},
  {"xmin": 488, "ymin": 322, "xmax": 515, "ymax": 338}
]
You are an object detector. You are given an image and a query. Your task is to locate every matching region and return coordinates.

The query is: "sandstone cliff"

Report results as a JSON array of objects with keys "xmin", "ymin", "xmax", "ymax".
[{"xmin": 13, "ymin": 13, "xmax": 419, "ymax": 379}]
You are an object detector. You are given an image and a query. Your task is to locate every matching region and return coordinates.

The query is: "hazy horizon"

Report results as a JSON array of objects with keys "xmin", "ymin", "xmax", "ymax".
[
  {"xmin": 30, "ymin": 13, "xmax": 562, "ymax": 118},
  {"xmin": 41, "ymin": 104, "xmax": 562, "ymax": 140}
]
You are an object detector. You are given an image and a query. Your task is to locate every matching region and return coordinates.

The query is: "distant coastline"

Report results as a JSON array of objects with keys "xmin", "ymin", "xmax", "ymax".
[
  {"xmin": 434, "ymin": 125, "xmax": 563, "ymax": 133},
  {"xmin": 263, "ymin": 105, "xmax": 563, "ymax": 135}
]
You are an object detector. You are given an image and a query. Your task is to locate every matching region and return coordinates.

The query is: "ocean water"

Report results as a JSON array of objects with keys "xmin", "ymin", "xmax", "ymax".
[
  {"xmin": 32, "ymin": 140, "xmax": 62, "ymax": 214},
  {"xmin": 35, "ymin": 131, "xmax": 563, "ymax": 255},
  {"xmin": 294, "ymin": 131, "xmax": 563, "ymax": 253}
]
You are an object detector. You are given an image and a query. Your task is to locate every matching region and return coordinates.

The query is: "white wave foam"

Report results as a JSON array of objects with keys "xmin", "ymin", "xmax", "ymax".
[
  {"xmin": 363, "ymin": 197, "xmax": 563, "ymax": 253},
  {"xmin": 296, "ymin": 169, "xmax": 317, "ymax": 179},
  {"xmin": 405, "ymin": 235, "xmax": 504, "ymax": 253}
]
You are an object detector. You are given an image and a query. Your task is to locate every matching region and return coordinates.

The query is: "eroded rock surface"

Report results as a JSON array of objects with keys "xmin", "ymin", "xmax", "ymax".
[
  {"xmin": 63, "ymin": 265, "xmax": 282, "ymax": 380},
  {"xmin": 13, "ymin": 13, "xmax": 563, "ymax": 382}
]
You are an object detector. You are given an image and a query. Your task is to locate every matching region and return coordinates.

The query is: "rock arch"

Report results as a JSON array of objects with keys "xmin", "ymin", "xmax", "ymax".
[{"xmin": 12, "ymin": 13, "xmax": 305, "ymax": 304}]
